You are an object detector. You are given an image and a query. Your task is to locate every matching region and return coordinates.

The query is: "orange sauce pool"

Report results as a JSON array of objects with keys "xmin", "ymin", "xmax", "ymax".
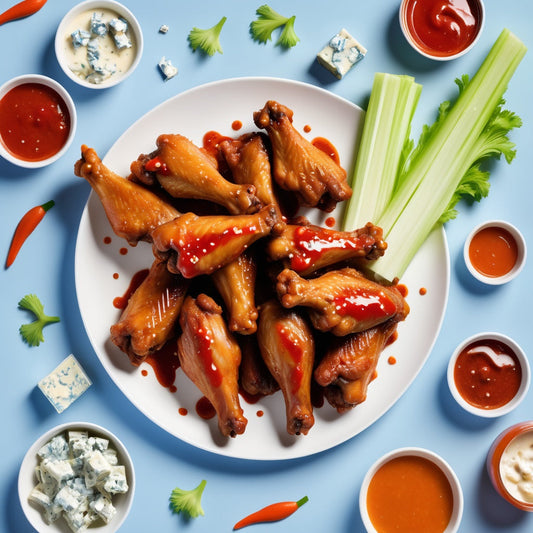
[
  {"xmin": 366, "ymin": 455, "xmax": 454, "ymax": 533},
  {"xmin": 468, "ymin": 226, "xmax": 518, "ymax": 278}
]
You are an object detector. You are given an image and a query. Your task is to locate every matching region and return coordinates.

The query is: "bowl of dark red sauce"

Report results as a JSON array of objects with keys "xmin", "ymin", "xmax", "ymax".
[
  {"xmin": 0, "ymin": 74, "xmax": 77, "ymax": 168},
  {"xmin": 464, "ymin": 220, "xmax": 526, "ymax": 285},
  {"xmin": 447, "ymin": 332, "xmax": 530, "ymax": 418},
  {"xmin": 399, "ymin": 0, "xmax": 485, "ymax": 60}
]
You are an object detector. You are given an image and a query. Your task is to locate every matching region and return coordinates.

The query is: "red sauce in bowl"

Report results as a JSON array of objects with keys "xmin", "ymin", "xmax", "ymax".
[
  {"xmin": 0, "ymin": 82, "xmax": 71, "ymax": 161},
  {"xmin": 468, "ymin": 226, "xmax": 518, "ymax": 278},
  {"xmin": 453, "ymin": 339, "xmax": 522, "ymax": 410},
  {"xmin": 402, "ymin": 0, "xmax": 483, "ymax": 58}
]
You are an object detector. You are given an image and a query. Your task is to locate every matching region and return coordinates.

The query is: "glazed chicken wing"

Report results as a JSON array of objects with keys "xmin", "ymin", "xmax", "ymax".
[
  {"xmin": 257, "ymin": 299, "xmax": 315, "ymax": 435},
  {"xmin": 151, "ymin": 205, "xmax": 279, "ymax": 278},
  {"xmin": 315, "ymin": 319, "xmax": 400, "ymax": 412},
  {"xmin": 253, "ymin": 100, "xmax": 352, "ymax": 211},
  {"xmin": 131, "ymin": 134, "xmax": 261, "ymax": 215},
  {"xmin": 266, "ymin": 222, "xmax": 387, "ymax": 276},
  {"xmin": 276, "ymin": 267, "xmax": 409, "ymax": 336},
  {"xmin": 211, "ymin": 250, "xmax": 258, "ymax": 335},
  {"xmin": 110, "ymin": 259, "xmax": 189, "ymax": 365},
  {"xmin": 219, "ymin": 133, "xmax": 282, "ymax": 220},
  {"xmin": 239, "ymin": 334, "xmax": 280, "ymax": 398},
  {"xmin": 74, "ymin": 145, "xmax": 180, "ymax": 245},
  {"xmin": 177, "ymin": 294, "xmax": 247, "ymax": 437}
]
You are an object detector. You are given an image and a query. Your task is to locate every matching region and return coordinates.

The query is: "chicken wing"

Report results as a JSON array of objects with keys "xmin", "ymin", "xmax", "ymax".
[
  {"xmin": 211, "ymin": 250, "xmax": 258, "ymax": 335},
  {"xmin": 151, "ymin": 205, "xmax": 279, "ymax": 278},
  {"xmin": 253, "ymin": 100, "xmax": 352, "ymax": 211},
  {"xmin": 219, "ymin": 133, "xmax": 283, "ymax": 221},
  {"xmin": 132, "ymin": 134, "xmax": 261, "ymax": 215},
  {"xmin": 266, "ymin": 222, "xmax": 387, "ymax": 276},
  {"xmin": 177, "ymin": 294, "xmax": 247, "ymax": 437},
  {"xmin": 315, "ymin": 319, "xmax": 400, "ymax": 412},
  {"xmin": 74, "ymin": 145, "xmax": 180, "ymax": 245},
  {"xmin": 239, "ymin": 334, "xmax": 280, "ymax": 398},
  {"xmin": 257, "ymin": 299, "xmax": 315, "ymax": 435},
  {"xmin": 110, "ymin": 259, "xmax": 189, "ymax": 365},
  {"xmin": 276, "ymin": 267, "xmax": 409, "ymax": 336}
]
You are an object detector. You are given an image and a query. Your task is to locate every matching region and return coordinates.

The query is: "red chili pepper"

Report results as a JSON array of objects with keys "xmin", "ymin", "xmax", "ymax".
[
  {"xmin": 144, "ymin": 156, "xmax": 171, "ymax": 175},
  {"xmin": 6, "ymin": 200, "xmax": 54, "ymax": 268},
  {"xmin": 0, "ymin": 0, "xmax": 47, "ymax": 26},
  {"xmin": 233, "ymin": 496, "xmax": 308, "ymax": 530}
]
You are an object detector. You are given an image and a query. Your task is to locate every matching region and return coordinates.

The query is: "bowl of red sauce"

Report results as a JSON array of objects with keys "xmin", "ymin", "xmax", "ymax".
[
  {"xmin": 487, "ymin": 421, "xmax": 533, "ymax": 512},
  {"xmin": 359, "ymin": 447, "xmax": 463, "ymax": 533},
  {"xmin": 399, "ymin": 0, "xmax": 485, "ymax": 60},
  {"xmin": 447, "ymin": 332, "xmax": 530, "ymax": 418},
  {"xmin": 0, "ymin": 74, "xmax": 76, "ymax": 168},
  {"xmin": 464, "ymin": 220, "xmax": 526, "ymax": 285}
]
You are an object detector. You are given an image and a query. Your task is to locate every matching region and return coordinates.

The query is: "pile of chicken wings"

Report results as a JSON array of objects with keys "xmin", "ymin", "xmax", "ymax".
[{"xmin": 75, "ymin": 100, "xmax": 409, "ymax": 439}]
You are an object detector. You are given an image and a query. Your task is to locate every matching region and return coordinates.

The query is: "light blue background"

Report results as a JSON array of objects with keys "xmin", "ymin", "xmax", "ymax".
[{"xmin": 1, "ymin": 1, "xmax": 532, "ymax": 531}]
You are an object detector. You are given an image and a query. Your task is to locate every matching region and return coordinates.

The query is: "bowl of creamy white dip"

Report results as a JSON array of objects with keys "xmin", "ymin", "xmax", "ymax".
[
  {"xmin": 55, "ymin": 0, "xmax": 143, "ymax": 89},
  {"xmin": 487, "ymin": 421, "xmax": 533, "ymax": 511}
]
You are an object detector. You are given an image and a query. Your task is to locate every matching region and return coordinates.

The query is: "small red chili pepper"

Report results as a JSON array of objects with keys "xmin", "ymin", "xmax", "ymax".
[
  {"xmin": 0, "ymin": 0, "xmax": 47, "ymax": 26},
  {"xmin": 144, "ymin": 155, "xmax": 171, "ymax": 175},
  {"xmin": 6, "ymin": 200, "xmax": 55, "ymax": 268},
  {"xmin": 233, "ymin": 495, "xmax": 308, "ymax": 530}
]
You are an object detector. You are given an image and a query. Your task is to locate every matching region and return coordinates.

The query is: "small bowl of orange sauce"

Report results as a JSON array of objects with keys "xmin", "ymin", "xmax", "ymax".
[
  {"xmin": 399, "ymin": 0, "xmax": 485, "ymax": 61},
  {"xmin": 359, "ymin": 447, "xmax": 463, "ymax": 533},
  {"xmin": 0, "ymin": 74, "xmax": 77, "ymax": 168},
  {"xmin": 464, "ymin": 220, "xmax": 526, "ymax": 285},
  {"xmin": 487, "ymin": 421, "xmax": 533, "ymax": 512},
  {"xmin": 447, "ymin": 332, "xmax": 530, "ymax": 418}
]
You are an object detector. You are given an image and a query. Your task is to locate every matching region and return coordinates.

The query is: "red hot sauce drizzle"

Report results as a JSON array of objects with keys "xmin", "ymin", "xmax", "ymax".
[
  {"xmin": 196, "ymin": 327, "xmax": 222, "ymax": 388},
  {"xmin": 276, "ymin": 323, "xmax": 304, "ymax": 393},
  {"xmin": 144, "ymin": 340, "xmax": 180, "ymax": 392},
  {"xmin": 454, "ymin": 339, "xmax": 522, "ymax": 409},
  {"xmin": 334, "ymin": 289, "xmax": 397, "ymax": 322},
  {"xmin": 312, "ymin": 137, "xmax": 340, "ymax": 165},
  {"xmin": 113, "ymin": 268, "xmax": 149, "ymax": 310}
]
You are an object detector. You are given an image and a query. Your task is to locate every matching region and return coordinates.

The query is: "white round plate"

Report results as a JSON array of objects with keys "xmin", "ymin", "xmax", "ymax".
[{"xmin": 75, "ymin": 77, "xmax": 449, "ymax": 460}]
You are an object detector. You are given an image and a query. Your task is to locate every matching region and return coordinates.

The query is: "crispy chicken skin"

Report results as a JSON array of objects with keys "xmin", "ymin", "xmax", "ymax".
[
  {"xmin": 266, "ymin": 222, "xmax": 387, "ymax": 276},
  {"xmin": 131, "ymin": 134, "xmax": 261, "ymax": 215},
  {"xmin": 276, "ymin": 267, "xmax": 409, "ymax": 336},
  {"xmin": 74, "ymin": 145, "xmax": 180, "ymax": 245},
  {"xmin": 239, "ymin": 334, "xmax": 280, "ymax": 398},
  {"xmin": 257, "ymin": 299, "xmax": 315, "ymax": 435},
  {"xmin": 219, "ymin": 133, "xmax": 283, "ymax": 221},
  {"xmin": 253, "ymin": 100, "xmax": 352, "ymax": 211},
  {"xmin": 110, "ymin": 259, "xmax": 189, "ymax": 366},
  {"xmin": 211, "ymin": 250, "xmax": 258, "ymax": 335},
  {"xmin": 177, "ymin": 294, "xmax": 247, "ymax": 437},
  {"xmin": 151, "ymin": 205, "xmax": 279, "ymax": 278},
  {"xmin": 315, "ymin": 319, "xmax": 401, "ymax": 412}
]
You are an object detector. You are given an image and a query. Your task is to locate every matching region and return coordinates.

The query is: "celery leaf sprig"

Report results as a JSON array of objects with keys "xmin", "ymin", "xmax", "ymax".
[
  {"xmin": 188, "ymin": 17, "xmax": 227, "ymax": 56},
  {"xmin": 18, "ymin": 294, "xmax": 60, "ymax": 347},
  {"xmin": 169, "ymin": 480, "xmax": 206, "ymax": 518},
  {"xmin": 250, "ymin": 5, "xmax": 299, "ymax": 48}
]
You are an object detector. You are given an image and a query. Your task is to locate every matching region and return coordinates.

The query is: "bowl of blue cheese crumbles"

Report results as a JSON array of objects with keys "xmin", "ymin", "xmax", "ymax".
[
  {"xmin": 55, "ymin": 0, "xmax": 143, "ymax": 89},
  {"xmin": 18, "ymin": 422, "xmax": 135, "ymax": 533}
]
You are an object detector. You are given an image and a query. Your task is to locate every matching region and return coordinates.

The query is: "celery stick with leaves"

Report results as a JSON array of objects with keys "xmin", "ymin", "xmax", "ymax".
[
  {"xmin": 169, "ymin": 480, "xmax": 206, "ymax": 518},
  {"xmin": 18, "ymin": 294, "xmax": 60, "ymax": 346},
  {"xmin": 188, "ymin": 17, "xmax": 227, "ymax": 56},
  {"xmin": 250, "ymin": 5, "xmax": 299, "ymax": 48}
]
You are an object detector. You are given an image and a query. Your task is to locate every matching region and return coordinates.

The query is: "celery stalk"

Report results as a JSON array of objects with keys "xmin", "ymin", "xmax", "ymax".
[
  {"xmin": 370, "ymin": 29, "xmax": 526, "ymax": 283},
  {"xmin": 343, "ymin": 73, "xmax": 422, "ymax": 229}
]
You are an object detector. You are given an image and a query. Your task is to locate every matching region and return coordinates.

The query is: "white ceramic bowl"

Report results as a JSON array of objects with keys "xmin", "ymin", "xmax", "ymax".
[
  {"xmin": 399, "ymin": 0, "xmax": 485, "ymax": 61},
  {"xmin": 18, "ymin": 421, "xmax": 135, "ymax": 533},
  {"xmin": 0, "ymin": 74, "xmax": 76, "ymax": 168},
  {"xmin": 359, "ymin": 447, "xmax": 463, "ymax": 533},
  {"xmin": 447, "ymin": 332, "xmax": 530, "ymax": 418},
  {"xmin": 55, "ymin": 0, "xmax": 143, "ymax": 89},
  {"xmin": 464, "ymin": 220, "xmax": 526, "ymax": 285}
]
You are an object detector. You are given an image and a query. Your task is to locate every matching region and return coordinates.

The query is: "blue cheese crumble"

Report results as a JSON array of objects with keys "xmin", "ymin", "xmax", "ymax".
[
  {"xmin": 158, "ymin": 56, "xmax": 178, "ymax": 81},
  {"xmin": 29, "ymin": 430, "xmax": 128, "ymax": 532},
  {"xmin": 317, "ymin": 28, "xmax": 367, "ymax": 79},
  {"xmin": 38, "ymin": 354, "xmax": 91, "ymax": 413}
]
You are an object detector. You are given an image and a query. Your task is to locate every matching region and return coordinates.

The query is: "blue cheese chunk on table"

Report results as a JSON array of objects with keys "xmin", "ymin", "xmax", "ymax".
[
  {"xmin": 158, "ymin": 56, "xmax": 178, "ymax": 81},
  {"xmin": 317, "ymin": 28, "xmax": 367, "ymax": 79},
  {"xmin": 38, "ymin": 354, "xmax": 91, "ymax": 413}
]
